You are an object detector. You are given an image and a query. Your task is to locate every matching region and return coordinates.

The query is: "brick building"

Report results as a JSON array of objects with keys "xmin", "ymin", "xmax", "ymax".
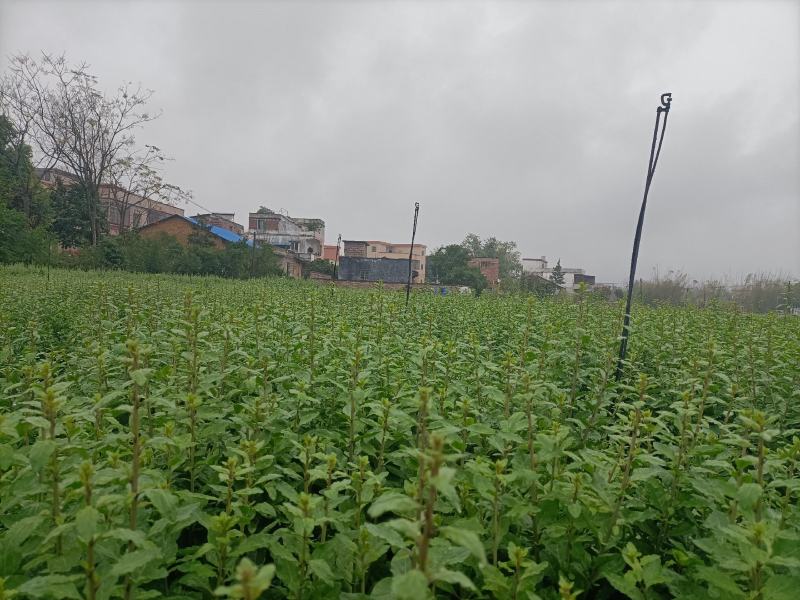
[
  {"xmin": 322, "ymin": 244, "xmax": 339, "ymax": 263},
  {"xmin": 468, "ymin": 257, "xmax": 501, "ymax": 289},
  {"xmin": 193, "ymin": 213, "xmax": 244, "ymax": 235},
  {"xmin": 343, "ymin": 239, "xmax": 427, "ymax": 283},
  {"xmin": 35, "ymin": 168, "xmax": 184, "ymax": 234},
  {"xmin": 137, "ymin": 215, "xmax": 249, "ymax": 250}
]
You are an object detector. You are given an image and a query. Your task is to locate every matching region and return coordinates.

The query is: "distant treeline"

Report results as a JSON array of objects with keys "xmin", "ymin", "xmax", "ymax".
[{"xmin": 589, "ymin": 271, "xmax": 799, "ymax": 315}]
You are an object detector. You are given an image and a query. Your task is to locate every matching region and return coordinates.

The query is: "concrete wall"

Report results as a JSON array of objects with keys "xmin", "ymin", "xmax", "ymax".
[
  {"xmin": 338, "ymin": 256, "xmax": 412, "ymax": 283},
  {"xmin": 366, "ymin": 242, "xmax": 427, "ymax": 283}
]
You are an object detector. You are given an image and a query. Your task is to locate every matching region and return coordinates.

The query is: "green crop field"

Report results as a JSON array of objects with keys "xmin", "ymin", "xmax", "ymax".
[{"xmin": 1, "ymin": 267, "xmax": 798, "ymax": 600}]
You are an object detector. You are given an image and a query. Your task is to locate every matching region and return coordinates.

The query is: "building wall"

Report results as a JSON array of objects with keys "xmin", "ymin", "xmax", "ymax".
[
  {"xmin": 138, "ymin": 217, "xmax": 226, "ymax": 250},
  {"xmin": 365, "ymin": 241, "xmax": 427, "ymax": 283},
  {"xmin": 194, "ymin": 214, "xmax": 244, "ymax": 235},
  {"xmin": 249, "ymin": 210, "xmax": 324, "ymax": 258},
  {"xmin": 338, "ymin": 256, "xmax": 411, "ymax": 283},
  {"xmin": 343, "ymin": 240, "xmax": 368, "ymax": 257},
  {"xmin": 522, "ymin": 257, "xmax": 548, "ymax": 273},
  {"xmin": 468, "ymin": 257, "xmax": 500, "ymax": 288},
  {"xmin": 99, "ymin": 185, "xmax": 184, "ymax": 235},
  {"xmin": 322, "ymin": 245, "xmax": 339, "ymax": 263}
]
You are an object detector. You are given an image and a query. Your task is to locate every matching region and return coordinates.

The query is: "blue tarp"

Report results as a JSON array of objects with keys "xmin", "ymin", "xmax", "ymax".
[{"xmin": 185, "ymin": 216, "xmax": 252, "ymax": 246}]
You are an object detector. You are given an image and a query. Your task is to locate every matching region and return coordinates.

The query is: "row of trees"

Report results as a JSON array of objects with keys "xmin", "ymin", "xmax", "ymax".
[{"xmin": 0, "ymin": 54, "xmax": 188, "ymax": 245}]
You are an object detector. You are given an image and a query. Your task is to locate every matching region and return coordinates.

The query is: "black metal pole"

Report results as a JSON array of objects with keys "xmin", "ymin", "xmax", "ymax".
[
  {"xmin": 250, "ymin": 231, "xmax": 256, "ymax": 278},
  {"xmin": 615, "ymin": 93, "xmax": 672, "ymax": 381},
  {"xmin": 405, "ymin": 202, "xmax": 420, "ymax": 308},
  {"xmin": 333, "ymin": 234, "xmax": 341, "ymax": 279}
]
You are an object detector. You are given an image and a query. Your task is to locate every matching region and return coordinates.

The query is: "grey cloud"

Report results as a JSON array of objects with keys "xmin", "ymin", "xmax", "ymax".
[{"xmin": 1, "ymin": 0, "xmax": 797, "ymax": 281}]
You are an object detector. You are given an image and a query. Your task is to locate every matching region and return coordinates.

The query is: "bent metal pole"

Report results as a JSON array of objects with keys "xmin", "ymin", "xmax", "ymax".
[
  {"xmin": 615, "ymin": 93, "xmax": 673, "ymax": 381},
  {"xmin": 405, "ymin": 202, "xmax": 420, "ymax": 308}
]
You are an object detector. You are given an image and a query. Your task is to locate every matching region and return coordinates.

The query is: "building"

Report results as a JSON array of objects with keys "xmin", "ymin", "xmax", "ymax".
[
  {"xmin": 35, "ymin": 168, "xmax": 185, "ymax": 234},
  {"xmin": 193, "ymin": 213, "xmax": 244, "ymax": 235},
  {"xmin": 248, "ymin": 208, "xmax": 324, "ymax": 260},
  {"xmin": 523, "ymin": 255, "xmax": 595, "ymax": 292},
  {"xmin": 343, "ymin": 239, "xmax": 427, "ymax": 283},
  {"xmin": 468, "ymin": 257, "xmax": 501, "ymax": 289},
  {"xmin": 337, "ymin": 256, "xmax": 413, "ymax": 283},
  {"xmin": 322, "ymin": 244, "xmax": 339, "ymax": 263},
  {"xmin": 99, "ymin": 184, "xmax": 184, "ymax": 234},
  {"xmin": 365, "ymin": 241, "xmax": 427, "ymax": 283},
  {"xmin": 137, "ymin": 215, "xmax": 250, "ymax": 250},
  {"xmin": 522, "ymin": 256, "xmax": 548, "ymax": 274},
  {"xmin": 273, "ymin": 248, "xmax": 305, "ymax": 279}
]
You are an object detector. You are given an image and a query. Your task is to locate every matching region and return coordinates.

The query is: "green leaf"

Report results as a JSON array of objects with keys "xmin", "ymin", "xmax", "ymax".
[
  {"xmin": 130, "ymin": 368, "xmax": 151, "ymax": 386},
  {"xmin": 18, "ymin": 575, "xmax": 82, "ymax": 599},
  {"xmin": 366, "ymin": 522, "xmax": 406, "ymax": 548},
  {"xmin": 368, "ymin": 493, "xmax": 418, "ymax": 519},
  {"xmin": 606, "ymin": 573, "xmax": 644, "ymax": 600},
  {"xmin": 432, "ymin": 568, "xmax": 476, "ymax": 591},
  {"xmin": 439, "ymin": 526, "xmax": 486, "ymax": 566},
  {"xmin": 75, "ymin": 506, "xmax": 100, "ymax": 542},
  {"xmin": 694, "ymin": 566, "xmax": 745, "ymax": 597},
  {"xmin": 390, "ymin": 569, "xmax": 429, "ymax": 600},
  {"xmin": 144, "ymin": 488, "xmax": 178, "ymax": 517},
  {"xmin": 309, "ymin": 558, "xmax": 337, "ymax": 585},
  {"xmin": 29, "ymin": 439, "xmax": 56, "ymax": 472},
  {"xmin": 736, "ymin": 483, "xmax": 762, "ymax": 509},
  {"xmin": 762, "ymin": 574, "xmax": 800, "ymax": 600},
  {"xmin": 111, "ymin": 547, "xmax": 162, "ymax": 577}
]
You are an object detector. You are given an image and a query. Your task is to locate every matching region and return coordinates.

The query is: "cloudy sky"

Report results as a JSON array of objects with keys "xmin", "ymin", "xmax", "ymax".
[{"xmin": 2, "ymin": 0, "xmax": 798, "ymax": 282}]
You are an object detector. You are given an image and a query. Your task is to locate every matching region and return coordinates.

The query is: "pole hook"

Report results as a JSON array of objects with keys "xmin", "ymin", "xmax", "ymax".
[{"xmin": 659, "ymin": 93, "xmax": 672, "ymax": 112}]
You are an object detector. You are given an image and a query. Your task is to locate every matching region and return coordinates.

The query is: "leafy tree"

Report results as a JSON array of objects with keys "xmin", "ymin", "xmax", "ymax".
[
  {"xmin": 461, "ymin": 233, "xmax": 522, "ymax": 280},
  {"xmin": 427, "ymin": 244, "xmax": 487, "ymax": 292},
  {"xmin": 0, "ymin": 115, "xmax": 49, "ymax": 228},
  {"xmin": 49, "ymin": 180, "xmax": 94, "ymax": 247},
  {"xmin": 1, "ymin": 53, "xmax": 161, "ymax": 244},
  {"xmin": 307, "ymin": 258, "xmax": 335, "ymax": 277},
  {"xmin": 519, "ymin": 272, "xmax": 560, "ymax": 297},
  {"xmin": 550, "ymin": 259, "xmax": 565, "ymax": 286},
  {"xmin": 0, "ymin": 202, "xmax": 52, "ymax": 264}
]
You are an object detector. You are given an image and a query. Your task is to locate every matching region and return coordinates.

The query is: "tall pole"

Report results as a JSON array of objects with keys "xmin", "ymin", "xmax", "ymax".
[
  {"xmin": 615, "ymin": 93, "xmax": 673, "ymax": 381},
  {"xmin": 333, "ymin": 233, "xmax": 341, "ymax": 280},
  {"xmin": 405, "ymin": 202, "xmax": 420, "ymax": 308},
  {"xmin": 250, "ymin": 231, "xmax": 256, "ymax": 278}
]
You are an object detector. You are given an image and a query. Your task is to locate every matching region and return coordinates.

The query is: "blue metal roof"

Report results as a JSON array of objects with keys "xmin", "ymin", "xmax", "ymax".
[{"xmin": 185, "ymin": 216, "xmax": 252, "ymax": 246}]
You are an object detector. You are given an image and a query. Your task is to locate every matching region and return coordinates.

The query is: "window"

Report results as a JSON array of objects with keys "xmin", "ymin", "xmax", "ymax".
[
  {"xmin": 371, "ymin": 246, "xmax": 377, "ymax": 252},
  {"xmin": 359, "ymin": 270, "xmax": 369, "ymax": 281}
]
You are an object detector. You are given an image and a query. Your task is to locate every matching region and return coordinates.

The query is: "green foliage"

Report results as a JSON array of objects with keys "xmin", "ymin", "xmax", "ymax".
[
  {"xmin": 0, "ymin": 202, "xmax": 52, "ymax": 264},
  {"xmin": 427, "ymin": 244, "xmax": 487, "ymax": 291},
  {"xmin": 0, "ymin": 115, "xmax": 49, "ymax": 228},
  {"xmin": 59, "ymin": 234, "xmax": 282, "ymax": 279},
  {"xmin": 49, "ymin": 181, "xmax": 94, "ymax": 248},
  {"xmin": 0, "ymin": 267, "xmax": 798, "ymax": 599},
  {"xmin": 461, "ymin": 232, "xmax": 523, "ymax": 280},
  {"xmin": 550, "ymin": 259, "xmax": 565, "ymax": 286},
  {"xmin": 306, "ymin": 259, "xmax": 334, "ymax": 277}
]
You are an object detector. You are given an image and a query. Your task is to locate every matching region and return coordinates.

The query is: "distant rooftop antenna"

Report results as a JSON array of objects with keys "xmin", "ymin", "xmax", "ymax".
[{"xmin": 615, "ymin": 93, "xmax": 673, "ymax": 381}]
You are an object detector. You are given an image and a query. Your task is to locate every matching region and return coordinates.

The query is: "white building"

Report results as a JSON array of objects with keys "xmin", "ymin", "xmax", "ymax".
[
  {"xmin": 248, "ymin": 208, "xmax": 325, "ymax": 261},
  {"xmin": 522, "ymin": 255, "xmax": 595, "ymax": 292}
]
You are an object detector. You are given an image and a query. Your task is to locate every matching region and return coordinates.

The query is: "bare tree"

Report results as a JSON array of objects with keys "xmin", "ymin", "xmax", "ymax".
[
  {"xmin": 104, "ymin": 145, "xmax": 190, "ymax": 234},
  {"xmin": 0, "ymin": 53, "xmax": 159, "ymax": 244}
]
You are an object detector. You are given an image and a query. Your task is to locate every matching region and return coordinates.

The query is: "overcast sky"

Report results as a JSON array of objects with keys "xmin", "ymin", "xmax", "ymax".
[{"xmin": 2, "ymin": 0, "xmax": 798, "ymax": 282}]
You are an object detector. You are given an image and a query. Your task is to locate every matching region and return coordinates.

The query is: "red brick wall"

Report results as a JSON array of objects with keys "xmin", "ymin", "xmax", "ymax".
[
  {"xmin": 468, "ymin": 257, "xmax": 500, "ymax": 287},
  {"xmin": 139, "ymin": 217, "xmax": 226, "ymax": 250}
]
